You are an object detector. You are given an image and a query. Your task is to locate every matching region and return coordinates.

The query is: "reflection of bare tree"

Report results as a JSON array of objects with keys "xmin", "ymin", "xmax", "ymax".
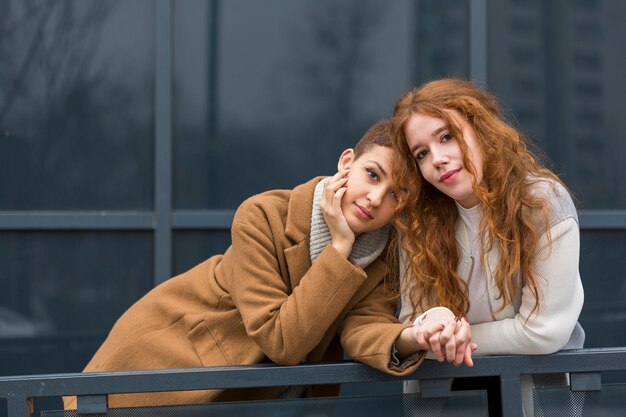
[
  {"xmin": 280, "ymin": 0, "xmax": 387, "ymax": 157},
  {"xmin": 0, "ymin": 0, "xmax": 151, "ymax": 210},
  {"xmin": 0, "ymin": 1, "xmax": 108, "ymax": 124},
  {"xmin": 182, "ymin": 0, "xmax": 388, "ymax": 208}
]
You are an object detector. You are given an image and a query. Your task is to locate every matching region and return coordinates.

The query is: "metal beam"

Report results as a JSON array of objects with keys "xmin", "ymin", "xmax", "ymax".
[
  {"xmin": 1, "ymin": 210, "xmax": 624, "ymax": 231},
  {"xmin": 171, "ymin": 210, "xmax": 234, "ymax": 229},
  {"xmin": 154, "ymin": 0, "xmax": 173, "ymax": 284},
  {"xmin": 579, "ymin": 210, "xmax": 626, "ymax": 229},
  {"xmin": 469, "ymin": 0, "xmax": 488, "ymax": 86},
  {"xmin": 0, "ymin": 212, "xmax": 153, "ymax": 230}
]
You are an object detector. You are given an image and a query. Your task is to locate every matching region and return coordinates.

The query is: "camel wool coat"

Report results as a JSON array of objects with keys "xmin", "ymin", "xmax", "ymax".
[{"xmin": 64, "ymin": 177, "xmax": 423, "ymax": 409}]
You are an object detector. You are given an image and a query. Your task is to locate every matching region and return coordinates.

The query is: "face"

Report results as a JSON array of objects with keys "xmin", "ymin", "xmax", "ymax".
[
  {"xmin": 404, "ymin": 111, "xmax": 484, "ymax": 208},
  {"xmin": 337, "ymin": 145, "xmax": 398, "ymax": 235}
]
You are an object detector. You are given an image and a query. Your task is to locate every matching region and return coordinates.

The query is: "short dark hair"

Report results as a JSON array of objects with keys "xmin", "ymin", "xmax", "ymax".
[{"xmin": 353, "ymin": 119, "xmax": 392, "ymax": 159}]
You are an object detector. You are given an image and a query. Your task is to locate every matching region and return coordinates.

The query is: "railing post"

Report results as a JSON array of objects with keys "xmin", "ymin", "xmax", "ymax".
[
  {"xmin": 570, "ymin": 372, "xmax": 602, "ymax": 392},
  {"xmin": 77, "ymin": 394, "xmax": 108, "ymax": 414},
  {"xmin": 6, "ymin": 396, "xmax": 32, "ymax": 417},
  {"xmin": 420, "ymin": 378, "xmax": 452, "ymax": 398},
  {"xmin": 499, "ymin": 372, "xmax": 523, "ymax": 417}
]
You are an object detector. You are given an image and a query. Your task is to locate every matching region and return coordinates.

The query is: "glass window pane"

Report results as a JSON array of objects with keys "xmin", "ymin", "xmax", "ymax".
[
  {"xmin": 173, "ymin": 230, "xmax": 231, "ymax": 276},
  {"xmin": 0, "ymin": 231, "xmax": 153, "ymax": 339},
  {"xmin": 487, "ymin": 0, "xmax": 626, "ymax": 209},
  {"xmin": 579, "ymin": 231, "xmax": 626, "ymax": 348},
  {"xmin": 173, "ymin": 0, "xmax": 469, "ymax": 209},
  {"xmin": 0, "ymin": 0, "xmax": 154, "ymax": 210}
]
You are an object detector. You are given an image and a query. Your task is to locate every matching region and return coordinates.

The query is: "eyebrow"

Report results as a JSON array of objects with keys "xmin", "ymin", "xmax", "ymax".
[
  {"xmin": 366, "ymin": 160, "xmax": 388, "ymax": 177},
  {"xmin": 409, "ymin": 124, "xmax": 449, "ymax": 154}
]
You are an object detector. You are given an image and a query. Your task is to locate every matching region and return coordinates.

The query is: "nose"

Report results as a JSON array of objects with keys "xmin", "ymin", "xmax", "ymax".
[
  {"xmin": 367, "ymin": 187, "xmax": 385, "ymax": 207},
  {"xmin": 430, "ymin": 145, "xmax": 449, "ymax": 168}
]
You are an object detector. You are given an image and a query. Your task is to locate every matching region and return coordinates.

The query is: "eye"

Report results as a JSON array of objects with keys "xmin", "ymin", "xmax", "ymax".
[
  {"xmin": 367, "ymin": 169, "xmax": 379, "ymax": 180},
  {"xmin": 414, "ymin": 149, "xmax": 428, "ymax": 161},
  {"xmin": 441, "ymin": 133, "xmax": 452, "ymax": 143}
]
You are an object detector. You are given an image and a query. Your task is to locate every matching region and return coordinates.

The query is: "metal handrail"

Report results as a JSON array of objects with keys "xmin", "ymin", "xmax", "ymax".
[{"xmin": 1, "ymin": 347, "xmax": 625, "ymax": 417}]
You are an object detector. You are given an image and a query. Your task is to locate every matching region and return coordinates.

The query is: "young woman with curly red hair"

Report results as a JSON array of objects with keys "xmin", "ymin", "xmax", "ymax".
[{"xmin": 390, "ymin": 79, "xmax": 584, "ymax": 416}]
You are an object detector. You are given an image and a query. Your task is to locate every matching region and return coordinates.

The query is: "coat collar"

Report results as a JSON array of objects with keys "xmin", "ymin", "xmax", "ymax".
[{"xmin": 284, "ymin": 176, "xmax": 324, "ymax": 244}]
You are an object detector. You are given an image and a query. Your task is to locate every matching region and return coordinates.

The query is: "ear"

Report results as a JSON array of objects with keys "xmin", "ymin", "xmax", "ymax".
[{"xmin": 337, "ymin": 148, "xmax": 355, "ymax": 171}]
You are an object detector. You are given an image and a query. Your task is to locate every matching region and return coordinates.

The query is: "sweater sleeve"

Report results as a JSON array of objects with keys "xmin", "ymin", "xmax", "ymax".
[
  {"xmin": 470, "ymin": 218, "xmax": 584, "ymax": 355},
  {"xmin": 228, "ymin": 201, "xmax": 370, "ymax": 366}
]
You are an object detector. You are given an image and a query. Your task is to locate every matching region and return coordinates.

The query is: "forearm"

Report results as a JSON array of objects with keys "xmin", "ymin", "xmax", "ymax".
[
  {"xmin": 343, "ymin": 321, "xmax": 425, "ymax": 375},
  {"xmin": 232, "ymin": 219, "xmax": 367, "ymax": 364},
  {"xmin": 340, "ymin": 280, "xmax": 425, "ymax": 375},
  {"xmin": 395, "ymin": 326, "xmax": 421, "ymax": 359},
  {"xmin": 248, "ymin": 247, "xmax": 367, "ymax": 363}
]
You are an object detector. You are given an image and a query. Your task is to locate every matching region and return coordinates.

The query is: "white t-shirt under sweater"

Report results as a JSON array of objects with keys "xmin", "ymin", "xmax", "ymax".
[{"xmin": 455, "ymin": 202, "xmax": 493, "ymax": 324}]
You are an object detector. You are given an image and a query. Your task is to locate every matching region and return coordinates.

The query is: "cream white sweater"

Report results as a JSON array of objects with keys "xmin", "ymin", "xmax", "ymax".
[{"xmin": 399, "ymin": 178, "xmax": 585, "ymax": 355}]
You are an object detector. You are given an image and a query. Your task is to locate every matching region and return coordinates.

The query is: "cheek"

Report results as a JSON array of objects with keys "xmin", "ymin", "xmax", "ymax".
[
  {"xmin": 418, "ymin": 164, "xmax": 435, "ymax": 183},
  {"xmin": 380, "ymin": 200, "xmax": 397, "ymax": 222},
  {"xmin": 341, "ymin": 180, "xmax": 353, "ymax": 199}
]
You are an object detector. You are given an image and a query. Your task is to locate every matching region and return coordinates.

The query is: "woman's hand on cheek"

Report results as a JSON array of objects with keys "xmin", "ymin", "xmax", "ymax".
[{"xmin": 320, "ymin": 170, "xmax": 355, "ymax": 258}]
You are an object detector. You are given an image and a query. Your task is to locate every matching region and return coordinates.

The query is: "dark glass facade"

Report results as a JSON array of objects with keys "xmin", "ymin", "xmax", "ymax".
[{"xmin": 0, "ymin": 0, "xmax": 624, "ymax": 382}]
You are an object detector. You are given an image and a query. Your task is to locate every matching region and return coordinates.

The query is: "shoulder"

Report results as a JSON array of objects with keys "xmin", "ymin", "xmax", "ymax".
[
  {"xmin": 527, "ymin": 176, "xmax": 578, "ymax": 229},
  {"xmin": 233, "ymin": 188, "xmax": 292, "ymax": 228},
  {"xmin": 232, "ymin": 176, "xmax": 322, "ymax": 232}
]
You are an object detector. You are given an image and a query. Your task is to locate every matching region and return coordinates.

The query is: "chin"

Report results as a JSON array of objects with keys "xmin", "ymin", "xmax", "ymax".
[
  {"xmin": 349, "ymin": 223, "xmax": 367, "ymax": 236},
  {"xmin": 350, "ymin": 227, "xmax": 364, "ymax": 236}
]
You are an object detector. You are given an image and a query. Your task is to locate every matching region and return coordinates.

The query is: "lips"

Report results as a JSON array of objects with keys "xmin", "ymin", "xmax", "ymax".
[
  {"xmin": 355, "ymin": 204, "xmax": 373, "ymax": 219},
  {"xmin": 440, "ymin": 169, "xmax": 461, "ymax": 184}
]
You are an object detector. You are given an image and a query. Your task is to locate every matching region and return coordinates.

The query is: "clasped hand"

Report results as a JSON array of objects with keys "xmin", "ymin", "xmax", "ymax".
[{"xmin": 416, "ymin": 314, "xmax": 476, "ymax": 367}]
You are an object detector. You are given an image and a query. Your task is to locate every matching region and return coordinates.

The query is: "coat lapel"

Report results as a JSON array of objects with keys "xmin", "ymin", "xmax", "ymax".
[
  {"xmin": 283, "ymin": 177, "xmax": 324, "ymax": 291},
  {"xmin": 284, "ymin": 242, "xmax": 311, "ymax": 292}
]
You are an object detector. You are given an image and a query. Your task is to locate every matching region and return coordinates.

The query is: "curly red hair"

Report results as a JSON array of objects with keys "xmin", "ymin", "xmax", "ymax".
[{"xmin": 390, "ymin": 78, "xmax": 569, "ymax": 319}]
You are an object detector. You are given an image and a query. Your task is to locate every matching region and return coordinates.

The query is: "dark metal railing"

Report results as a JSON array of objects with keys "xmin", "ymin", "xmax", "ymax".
[{"xmin": 0, "ymin": 347, "xmax": 625, "ymax": 417}]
